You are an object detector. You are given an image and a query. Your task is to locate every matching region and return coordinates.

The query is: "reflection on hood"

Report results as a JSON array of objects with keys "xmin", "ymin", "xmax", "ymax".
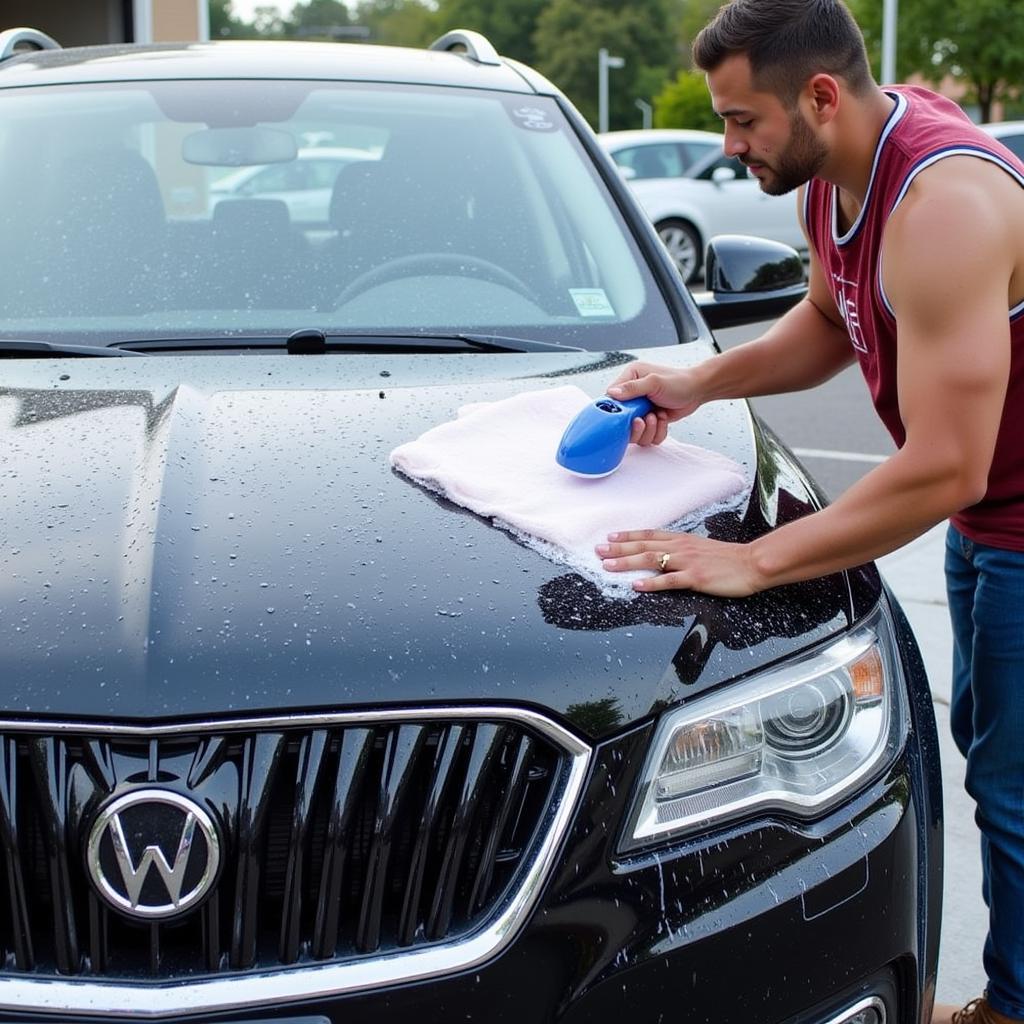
[
  {"xmin": 537, "ymin": 571, "xmax": 848, "ymax": 688},
  {"xmin": 537, "ymin": 500, "xmax": 853, "ymax": 693},
  {"xmin": 1, "ymin": 386, "xmax": 176, "ymax": 438}
]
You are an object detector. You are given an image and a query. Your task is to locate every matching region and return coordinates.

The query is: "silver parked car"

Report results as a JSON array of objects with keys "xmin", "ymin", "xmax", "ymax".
[
  {"xmin": 600, "ymin": 131, "xmax": 805, "ymax": 283},
  {"xmin": 979, "ymin": 120, "xmax": 1024, "ymax": 162},
  {"xmin": 208, "ymin": 145, "xmax": 380, "ymax": 222},
  {"xmin": 598, "ymin": 127, "xmax": 725, "ymax": 182}
]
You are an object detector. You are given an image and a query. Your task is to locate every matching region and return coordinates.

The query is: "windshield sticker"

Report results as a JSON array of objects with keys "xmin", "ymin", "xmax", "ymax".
[
  {"xmin": 506, "ymin": 103, "xmax": 557, "ymax": 132},
  {"xmin": 570, "ymin": 288, "xmax": 616, "ymax": 317}
]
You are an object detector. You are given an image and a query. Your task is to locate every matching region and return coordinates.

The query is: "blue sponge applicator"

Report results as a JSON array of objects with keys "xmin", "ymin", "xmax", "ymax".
[{"xmin": 555, "ymin": 395, "xmax": 655, "ymax": 477}]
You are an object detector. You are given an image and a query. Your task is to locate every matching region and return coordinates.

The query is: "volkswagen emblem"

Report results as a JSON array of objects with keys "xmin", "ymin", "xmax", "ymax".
[{"xmin": 86, "ymin": 789, "xmax": 221, "ymax": 921}]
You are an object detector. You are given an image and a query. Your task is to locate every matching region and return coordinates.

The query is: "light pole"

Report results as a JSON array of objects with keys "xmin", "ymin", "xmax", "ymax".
[
  {"xmin": 598, "ymin": 48, "xmax": 625, "ymax": 134},
  {"xmin": 881, "ymin": 0, "xmax": 897, "ymax": 83},
  {"xmin": 635, "ymin": 98, "xmax": 653, "ymax": 130}
]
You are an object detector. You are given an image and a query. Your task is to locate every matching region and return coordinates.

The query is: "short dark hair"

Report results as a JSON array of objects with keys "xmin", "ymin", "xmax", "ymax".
[{"xmin": 693, "ymin": 0, "xmax": 873, "ymax": 105}]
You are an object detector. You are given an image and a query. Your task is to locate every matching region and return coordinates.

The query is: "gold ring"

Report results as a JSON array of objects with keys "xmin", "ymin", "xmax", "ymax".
[{"xmin": 658, "ymin": 552, "xmax": 671, "ymax": 572}]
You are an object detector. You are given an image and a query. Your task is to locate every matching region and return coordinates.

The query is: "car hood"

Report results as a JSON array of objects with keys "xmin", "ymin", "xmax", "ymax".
[{"xmin": 0, "ymin": 346, "xmax": 877, "ymax": 739}]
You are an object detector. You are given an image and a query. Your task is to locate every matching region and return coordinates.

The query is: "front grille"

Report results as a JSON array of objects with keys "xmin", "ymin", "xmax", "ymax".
[{"xmin": 0, "ymin": 711, "xmax": 581, "ymax": 987}]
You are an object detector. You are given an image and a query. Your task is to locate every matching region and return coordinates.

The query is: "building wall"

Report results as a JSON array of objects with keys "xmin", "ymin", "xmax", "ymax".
[
  {"xmin": 1, "ymin": 0, "xmax": 129, "ymax": 46},
  {"xmin": 149, "ymin": 0, "xmax": 207, "ymax": 42},
  {"xmin": 1, "ymin": 0, "xmax": 207, "ymax": 46}
]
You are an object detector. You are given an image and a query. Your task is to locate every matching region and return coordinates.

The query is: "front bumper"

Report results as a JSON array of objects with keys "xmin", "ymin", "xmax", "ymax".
[
  {"xmin": 3, "ymin": 746, "xmax": 937, "ymax": 1024},
  {"xmin": 2, "ymin": 601, "xmax": 940, "ymax": 1024}
]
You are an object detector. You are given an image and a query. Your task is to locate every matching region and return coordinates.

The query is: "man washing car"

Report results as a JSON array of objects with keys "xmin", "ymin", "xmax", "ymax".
[{"xmin": 596, "ymin": 2, "xmax": 1024, "ymax": 1022}]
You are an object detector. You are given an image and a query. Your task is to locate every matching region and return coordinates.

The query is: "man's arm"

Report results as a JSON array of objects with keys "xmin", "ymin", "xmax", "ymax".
[
  {"xmin": 691, "ymin": 237, "xmax": 855, "ymax": 401},
  {"xmin": 611, "ymin": 187, "xmax": 855, "ymax": 447},
  {"xmin": 600, "ymin": 158, "xmax": 1014, "ymax": 595}
]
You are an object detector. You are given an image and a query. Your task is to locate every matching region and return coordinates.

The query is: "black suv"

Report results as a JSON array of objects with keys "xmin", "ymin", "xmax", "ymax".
[{"xmin": 0, "ymin": 25, "xmax": 939, "ymax": 1024}]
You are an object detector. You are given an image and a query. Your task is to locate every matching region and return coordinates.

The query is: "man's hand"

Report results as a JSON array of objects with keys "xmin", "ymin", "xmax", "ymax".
[
  {"xmin": 606, "ymin": 362, "xmax": 708, "ymax": 446},
  {"xmin": 596, "ymin": 530, "xmax": 765, "ymax": 596}
]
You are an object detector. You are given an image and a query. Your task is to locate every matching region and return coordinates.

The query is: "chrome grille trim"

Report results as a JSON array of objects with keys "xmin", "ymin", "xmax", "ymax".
[
  {"xmin": 0, "ymin": 707, "xmax": 588, "ymax": 746},
  {"xmin": 0, "ymin": 707, "xmax": 590, "ymax": 1018}
]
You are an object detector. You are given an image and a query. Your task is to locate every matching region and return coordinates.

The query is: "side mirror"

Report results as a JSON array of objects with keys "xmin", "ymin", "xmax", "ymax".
[
  {"xmin": 695, "ymin": 234, "xmax": 807, "ymax": 329},
  {"xmin": 711, "ymin": 165, "xmax": 737, "ymax": 184},
  {"xmin": 616, "ymin": 164, "xmax": 637, "ymax": 180}
]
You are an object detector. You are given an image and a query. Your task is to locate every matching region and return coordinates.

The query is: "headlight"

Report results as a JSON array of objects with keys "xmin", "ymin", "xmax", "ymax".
[{"xmin": 620, "ymin": 605, "xmax": 908, "ymax": 851}]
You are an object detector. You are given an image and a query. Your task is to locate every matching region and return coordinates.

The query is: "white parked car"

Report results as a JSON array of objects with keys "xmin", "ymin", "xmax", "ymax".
[
  {"xmin": 600, "ymin": 131, "xmax": 805, "ymax": 283},
  {"xmin": 208, "ymin": 145, "xmax": 379, "ymax": 222},
  {"xmin": 978, "ymin": 120, "xmax": 1024, "ymax": 162},
  {"xmin": 597, "ymin": 128, "xmax": 724, "ymax": 181}
]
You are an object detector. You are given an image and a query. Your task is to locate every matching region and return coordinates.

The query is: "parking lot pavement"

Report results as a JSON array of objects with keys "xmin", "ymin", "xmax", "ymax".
[
  {"xmin": 718, "ymin": 321, "xmax": 986, "ymax": 1004},
  {"xmin": 877, "ymin": 524, "xmax": 988, "ymax": 1008}
]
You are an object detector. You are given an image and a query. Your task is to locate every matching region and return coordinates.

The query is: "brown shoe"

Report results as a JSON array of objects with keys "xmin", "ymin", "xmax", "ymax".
[{"xmin": 933, "ymin": 997, "xmax": 1024, "ymax": 1024}]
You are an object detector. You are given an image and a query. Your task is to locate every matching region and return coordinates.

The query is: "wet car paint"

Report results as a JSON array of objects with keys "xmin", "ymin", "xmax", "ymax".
[
  {"xmin": 0, "ymin": 342, "xmax": 943, "ymax": 1024},
  {"xmin": 0, "ymin": 344, "xmax": 869, "ymax": 736},
  {"xmin": 0, "ymin": 39, "xmax": 939, "ymax": 1022},
  {"xmin": 0, "ymin": 605, "xmax": 931, "ymax": 1024}
]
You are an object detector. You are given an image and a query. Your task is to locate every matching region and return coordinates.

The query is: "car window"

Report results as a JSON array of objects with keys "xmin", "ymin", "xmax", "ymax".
[
  {"xmin": 693, "ymin": 153, "xmax": 750, "ymax": 180},
  {"xmin": 611, "ymin": 143, "xmax": 685, "ymax": 179},
  {"xmin": 305, "ymin": 158, "xmax": 346, "ymax": 188},
  {"xmin": 680, "ymin": 140, "xmax": 721, "ymax": 168},
  {"xmin": 994, "ymin": 130, "xmax": 1024, "ymax": 162},
  {"xmin": 242, "ymin": 160, "xmax": 313, "ymax": 193},
  {"xmin": 0, "ymin": 81, "xmax": 682, "ymax": 351}
]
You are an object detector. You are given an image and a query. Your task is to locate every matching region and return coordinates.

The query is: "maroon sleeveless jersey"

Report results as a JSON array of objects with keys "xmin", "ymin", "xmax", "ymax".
[{"xmin": 803, "ymin": 85, "xmax": 1024, "ymax": 551}]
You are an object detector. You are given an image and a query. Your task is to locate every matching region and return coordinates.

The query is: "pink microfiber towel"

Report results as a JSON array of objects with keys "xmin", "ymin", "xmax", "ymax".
[{"xmin": 390, "ymin": 385, "xmax": 748, "ymax": 588}]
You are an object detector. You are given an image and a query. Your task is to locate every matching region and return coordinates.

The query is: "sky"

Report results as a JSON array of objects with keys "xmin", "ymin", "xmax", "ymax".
[
  {"xmin": 230, "ymin": 0, "xmax": 286, "ymax": 19},
  {"xmin": 228, "ymin": 0, "xmax": 354, "ymax": 20}
]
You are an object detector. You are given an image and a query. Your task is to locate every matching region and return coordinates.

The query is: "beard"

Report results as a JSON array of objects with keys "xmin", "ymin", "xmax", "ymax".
[{"xmin": 749, "ymin": 111, "xmax": 828, "ymax": 196}]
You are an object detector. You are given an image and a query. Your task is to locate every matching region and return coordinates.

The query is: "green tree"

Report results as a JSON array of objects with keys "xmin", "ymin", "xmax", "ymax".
[
  {"xmin": 284, "ymin": 0, "xmax": 352, "ymax": 39},
  {"xmin": 209, "ymin": 0, "xmax": 247, "ymax": 38},
  {"xmin": 849, "ymin": 0, "xmax": 1024, "ymax": 122},
  {"xmin": 653, "ymin": 69, "xmax": 721, "ymax": 130},
  {"xmin": 533, "ymin": 0, "xmax": 676, "ymax": 130},
  {"xmin": 848, "ymin": 0, "xmax": 927, "ymax": 81},
  {"xmin": 355, "ymin": 0, "xmax": 441, "ymax": 48},
  {"xmin": 250, "ymin": 5, "xmax": 288, "ymax": 38},
  {"xmin": 434, "ymin": 0, "xmax": 548, "ymax": 66},
  {"xmin": 677, "ymin": 0, "xmax": 721, "ymax": 66},
  {"xmin": 565, "ymin": 698, "xmax": 623, "ymax": 735}
]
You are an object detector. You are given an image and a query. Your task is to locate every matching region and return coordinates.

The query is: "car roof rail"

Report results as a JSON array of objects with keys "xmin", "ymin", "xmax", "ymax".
[
  {"xmin": 0, "ymin": 27, "xmax": 61, "ymax": 62},
  {"xmin": 429, "ymin": 29, "xmax": 501, "ymax": 67}
]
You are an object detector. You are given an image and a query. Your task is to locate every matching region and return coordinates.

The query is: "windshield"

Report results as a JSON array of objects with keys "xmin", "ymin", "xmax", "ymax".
[{"xmin": 0, "ymin": 79, "xmax": 681, "ymax": 351}]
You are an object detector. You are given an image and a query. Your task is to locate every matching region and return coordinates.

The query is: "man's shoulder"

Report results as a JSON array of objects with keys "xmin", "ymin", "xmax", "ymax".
[
  {"xmin": 888, "ymin": 83, "xmax": 966, "ymax": 118},
  {"xmin": 882, "ymin": 157, "xmax": 1021, "ymax": 304},
  {"xmin": 896, "ymin": 154, "xmax": 1018, "ymax": 214},
  {"xmin": 886, "ymin": 86, "xmax": 1006, "ymax": 168}
]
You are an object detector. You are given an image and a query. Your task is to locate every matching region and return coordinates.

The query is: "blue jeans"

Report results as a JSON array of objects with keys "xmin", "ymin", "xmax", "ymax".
[{"xmin": 946, "ymin": 524, "xmax": 1024, "ymax": 1018}]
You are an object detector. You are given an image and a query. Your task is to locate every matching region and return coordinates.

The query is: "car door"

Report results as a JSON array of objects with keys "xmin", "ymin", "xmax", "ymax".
[
  {"xmin": 610, "ymin": 140, "xmax": 721, "ymax": 180},
  {"xmin": 689, "ymin": 155, "xmax": 804, "ymax": 249},
  {"xmin": 993, "ymin": 129, "xmax": 1024, "ymax": 161},
  {"xmin": 610, "ymin": 141, "xmax": 687, "ymax": 180}
]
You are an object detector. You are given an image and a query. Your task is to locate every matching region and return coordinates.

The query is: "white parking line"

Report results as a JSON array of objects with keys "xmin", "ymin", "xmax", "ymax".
[{"xmin": 792, "ymin": 447, "xmax": 889, "ymax": 464}]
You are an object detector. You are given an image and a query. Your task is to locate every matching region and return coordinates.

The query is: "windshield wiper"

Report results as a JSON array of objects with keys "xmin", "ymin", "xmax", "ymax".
[
  {"xmin": 115, "ymin": 331, "xmax": 585, "ymax": 355},
  {"xmin": 0, "ymin": 339, "xmax": 144, "ymax": 357},
  {"xmin": 412, "ymin": 333, "xmax": 585, "ymax": 354},
  {"xmin": 305, "ymin": 331, "xmax": 584, "ymax": 353}
]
